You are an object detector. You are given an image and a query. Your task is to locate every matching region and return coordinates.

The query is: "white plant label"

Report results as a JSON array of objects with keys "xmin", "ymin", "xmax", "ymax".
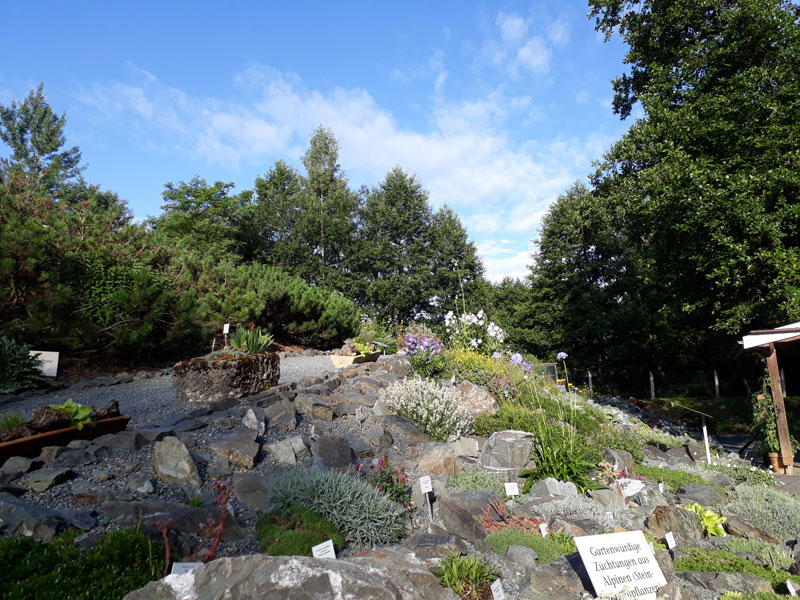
[
  {"xmin": 787, "ymin": 580, "xmax": 797, "ymax": 597},
  {"xmin": 574, "ymin": 531, "xmax": 666, "ymax": 600},
  {"xmin": 171, "ymin": 562, "xmax": 203, "ymax": 575},
  {"xmin": 490, "ymin": 579, "xmax": 505, "ymax": 600},
  {"xmin": 664, "ymin": 532, "xmax": 676, "ymax": 550},
  {"xmin": 539, "ymin": 523, "xmax": 549, "ymax": 537},
  {"xmin": 504, "ymin": 482, "xmax": 520, "ymax": 497},
  {"xmin": 312, "ymin": 539, "xmax": 336, "ymax": 559},
  {"xmin": 29, "ymin": 350, "xmax": 59, "ymax": 377},
  {"xmin": 223, "ymin": 323, "xmax": 230, "ymax": 334},
  {"xmin": 658, "ymin": 482, "xmax": 664, "ymax": 493},
  {"xmin": 419, "ymin": 475, "xmax": 433, "ymax": 494},
  {"xmin": 355, "ymin": 406, "xmax": 364, "ymax": 419},
  {"xmin": 649, "ymin": 542, "xmax": 655, "ymax": 554}
]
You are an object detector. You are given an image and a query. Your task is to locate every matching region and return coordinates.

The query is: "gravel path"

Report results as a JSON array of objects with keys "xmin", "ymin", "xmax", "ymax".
[{"xmin": 0, "ymin": 354, "xmax": 336, "ymax": 429}]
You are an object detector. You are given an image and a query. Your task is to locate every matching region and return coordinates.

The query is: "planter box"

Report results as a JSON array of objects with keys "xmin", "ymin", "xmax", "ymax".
[
  {"xmin": 330, "ymin": 351, "xmax": 382, "ymax": 369},
  {"xmin": 0, "ymin": 415, "xmax": 131, "ymax": 463},
  {"xmin": 173, "ymin": 352, "xmax": 280, "ymax": 404}
]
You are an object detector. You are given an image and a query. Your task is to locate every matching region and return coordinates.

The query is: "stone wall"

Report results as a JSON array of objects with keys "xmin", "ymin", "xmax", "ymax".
[{"xmin": 173, "ymin": 353, "xmax": 280, "ymax": 404}]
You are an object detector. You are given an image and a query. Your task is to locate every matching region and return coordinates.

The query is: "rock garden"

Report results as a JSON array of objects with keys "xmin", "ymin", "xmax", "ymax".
[{"xmin": 1, "ymin": 317, "xmax": 799, "ymax": 600}]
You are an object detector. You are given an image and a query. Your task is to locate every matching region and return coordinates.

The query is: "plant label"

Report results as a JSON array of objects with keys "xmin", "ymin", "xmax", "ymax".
[
  {"xmin": 539, "ymin": 523, "xmax": 549, "ymax": 537},
  {"xmin": 29, "ymin": 350, "xmax": 59, "ymax": 377},
  {"xmin": 490, "ymin": 579, "xmax": 505, "ymax": 600},
  {"xmin": 658, "ymin": 482, "xmax": 664, "ymax": 493},
  {"xmin": 574, "ymin": 530, "xmax": 666, "ymax": 600},
  {"xmin": 664, "ymin": 532, "xmax": 676, "ymax": 550},
  {"xmin": 171, "ymin": 562, "xmax": 203, "ymax": 575},
  {"xmin": 311, "ymin": 539, "xmax": 336, "ymax": 559},
  {"xmin": 355, "ymin": 406, "xmax": 364, "ymax": 419},
  {"xmin": 223, "ymin": 323, "xmax": 230, "ymax": 334},
  {"xmin": 787, "ymin": 580, "xmax": 797, "ymax": 596},
  {"xmin": 419, "ymin": 475, "xmax": 433, "ymax": 494},
  {"xmin": 649, "ymin": 542, "xmax": 655, "ymax": 554},
  {"xmin": 504, "ymin": 482, "xmax": 520, "ymax": 497}
]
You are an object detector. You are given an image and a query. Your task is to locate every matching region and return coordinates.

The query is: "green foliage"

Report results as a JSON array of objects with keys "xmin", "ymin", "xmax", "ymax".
[
  {"xmin": 726, "ymin": 485, "xmax": 800, "ymax": 541},
  {"xmin": 485, "ymin": 530, "xmax": 576, "ymax": 564},
  {"xmin": 675, "ymin": 547, "xmax": 800, "ymax": 592},
  {"xmin": 702, "ymin": 462, "xmax": 775, "ymax": 487},
  {"xmin": 0, "ymin": 528, "xmax": 165, "ymax": 600},
  {"xmin": 683, "ymin": 503, "xmax": 727, "ymax": 537},
  {"xmin": 752, "ymin": 380, "xmax": 781, "ymax": 454},
  {"xmin": 519, "ymin": 421, "xmax": 598, "ymax": 494},
  {"xmin": 368, "ymin": 455, "xmax": 411, "ymax": 507},
  {"xmin": 229, "ymin": 324, "xmax": 273, "ymax": 354},
  {"xmin": 629, "ymin": 465, "xmax": 714, "ymax": 493},
  {"xmin": 378, "ymin": 378, "xmax": 472, "ymax": 442},
  {"xmin": 0, "ymin": 411, "xmax": 26, "ymax": 430},
  {"xmin": 0, "ymin": 336, "xmax": 49, "ymax": 394},
  {"xmin": 437, "ymin": 554, "xmax": 497, "ymax": 599},
  {"xmin": 643, "ymin": 532, "xmax": 665, "ymax": 550},
  {"xmin": 447, "ymin": 472, "xmax": 506, "ymax": 499},
  {"xmin": 444, "ymin": 348, "xmax": 516, "ymax": 402},
  {"xmin": 720, "ymin": 593, "xmax": 786, "ymax": 600},
  {"xmin": 48, "ymin": 399, "xmax": 91, "ymax": 430},
  {"xmin": 256, "ymin": 505, "xmax": 345, "ymax": 557},
  {"xmin": 587, "ymin": 425, "xmax": 645, "ymax": 463},
  {"xmin": 266, "ymin": 469, "xmax": 407, "ymax": 548},
  {"xmin": 186, "ymin": 495, "xmax": 204, "ymax": 508},
  {"xmin": 720, "ymin": 538, "xmax": 793, "ymax": 569}
]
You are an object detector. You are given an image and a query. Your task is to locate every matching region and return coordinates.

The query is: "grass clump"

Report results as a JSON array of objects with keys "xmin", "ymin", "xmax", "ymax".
[
  {"xmin": 720, "ymin": 538, "xmax": 793, "ymax": 569},
  {"xmin": 485, "ymin": 529, "xmax": 576, "ymax": 564},
  {"xmin": 437, "ymin": 553, "xmax": 497, "ymax": 599},
  {"xmin": 675, "ymin": 547, "xmax": 800, "ymax": 592},
  {"xmin": 629, "ymin": 465, "xmax": 714, "ymax": 493},
  {"xmin": 256, "ymin": 505, "xmax": 344, "ymax": 556},
  {"xmin": 0, "ymin": 529, "xmax": 165, "ymax": 600},
  {"xmin": 0, "ymin": 412, "xmax": 27, "ymax": 430},
  {"xmin": 721, "ymin": 592, "xmax": 788, "ymax": 600},
  {"xmin": 587, "ymin": 424, "xmax": 645, "ymax": 463},
  {"xmin": 447, "ymin": 472, "xmax": 506, "ymax": 498},
  {"xmin": 725, "ymin": 485, "xmax": 800, "ymax": 541},
  {"xmin": 267, "ymin": 469, "xmax": 407, "ymax": 548},
  {"xmin": 703, "ymin": 462, "xmax": 775, "ymax": 487}
]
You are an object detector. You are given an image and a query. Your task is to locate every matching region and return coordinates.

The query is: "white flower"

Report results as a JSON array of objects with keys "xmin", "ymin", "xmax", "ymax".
[{"xmin": 470, "ymin": 338, "xmax": 479, "ymax": 348}]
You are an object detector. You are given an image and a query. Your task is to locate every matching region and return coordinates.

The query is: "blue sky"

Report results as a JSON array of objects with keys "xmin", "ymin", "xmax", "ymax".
[{"xmin": 0, "ymin": 1, "xmax": 633, "ymax": 281}]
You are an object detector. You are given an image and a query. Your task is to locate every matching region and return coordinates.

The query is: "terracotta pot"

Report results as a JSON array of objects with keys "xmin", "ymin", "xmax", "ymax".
[
  {"xmin": 330, "ymin": 351, "xmax": 382, "ymax": 368},
  {"xmin": 0, "ymin": 415, "xmax": 131, "ymax": 463},
  {"xmin": 765, "ymin": 452, "xmax": 792, "ymax": 474}
]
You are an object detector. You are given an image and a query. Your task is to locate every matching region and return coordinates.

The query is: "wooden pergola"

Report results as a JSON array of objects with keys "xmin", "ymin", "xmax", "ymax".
[{"xmin": 741, "ymin": 322, "xmax": 800, "ymax": 473}]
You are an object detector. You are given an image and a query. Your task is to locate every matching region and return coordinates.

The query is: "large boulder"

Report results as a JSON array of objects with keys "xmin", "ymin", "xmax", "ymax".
[
  {"xmin": 455, "ymin": 381, "xmax": 499, "ymax": 418},
  {"xmin": 0, "ymin": 492, "xmax": 97, "ymax": 541},
  {"xmin": 153, "ymin": 437, "xmax": 202, "ymax": 487},
  {"xmin": 209, "ymin": 429, "xmax": 260, "ymax": 470},
  {"xmin": 479, "ymin": 430, "xmax": 536, "ymax": 482},
  {"xmin": 173, "ymin": 353, "xmax": 280, "ymax": 404},
  {"xmin": 646, "ymin": 505, "xmax": 704, "ymax": 543}
]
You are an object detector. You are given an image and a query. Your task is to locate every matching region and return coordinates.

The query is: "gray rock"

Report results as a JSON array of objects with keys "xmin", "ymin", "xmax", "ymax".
[
  {"xmin": 171, "ymin": 418, "xmax": 207, "ymax": 433},
  {"xmin": 295, "ymin": 393, "xmax": 336, "ymax": 421},
  {"xmin": 38, "ymin": 446, "xmax": 68, "ymax": 462},
  {"xmin": 209, "ymin": 428, "xmax": 260, "ymax": 470},
  {"xmin": 0, "ymin": 492, "xmax": 97, "ymax": 541},
  {"xmin": 123, "ymin": 548, "xmax": 458, "ymax": 600},
  {"xmin": 678, "ymin": 571, "xmax": 772, "ymax": 594},
  {"xmin": 134, "ymin": 427, "xmax": 176, "ymax": 443},
  {"xmin": 241, "ymin": 407, "xmax": 266, "ymax": 435},
  {"xmin": 455, "ymin": 380, "xmax": 499, "ymax": 418},
  {"xmin": 67, "ymin": 439, "xmax": 92, "ymax": 450},
  {"xmin": 643, "ymin": 444, "xmax": 671, "ymax": 461},
  {"xmin": 403, "ymin": 532, "xmax": 467, "ymax": 561},
  {"xmin": 49, "ymin": 445, "xmax": 110, "ymax": 468},
  {"xmin": 72, "ymin": 481, "xmax": 133, "ymax": 505},
  {"xmin": 434, "ymin": 489, "xmax": 494, "ymax": 543},
  {"xmin": 365, "ymin": 426, "xmax": 393, "ymax": 449},
  {"xmin": 347, "ymin": 436, "xmax": 374, "ymax": 460},
  {"xmin": 1, "ymin": 456, "xmax": 43, "ymax": 475},
  {"xmin": 311, "ymin": 434, "xmax": 353, "ymax": 469},
  {"xmin": 527, "ymin": 477, "xmax": 578, "ymax": 498},
  {"xmin": 263, "ymin": 399, "xmax": 297, "ymax": 432},
  {"xmin": 587, "ymin": 487, "xmax": 629, "ymax": 512},
  {"xmin": 506, "ymin": 545, "xmax": 538, "ymax": 570},
  {"xmin": 646, "ymin": 505, "xmax": 704, "ymax": 543},
  {"xmin": 548, "ymin": 516, "xmax": 605, "ymax": 536},
  {"xmin": 479, "ymin": 430, "xmax": 536, "ymax": 482},
  {"xmin": 448, "ymin": 437, "xmax": 480, "ymax": 457},
  {"xmin": 602, "ymin": 448, "xmax": 634, "ymax": 470},
  {"xmin": 417, "ymin": 443, "xmax": 458, "ymax": 475},
  {"xmin": 629, "ymin": 481, "xmax": 671, "ymax": 510},
  {"xmin": 369, "ymin": 415, "xmax": 429, "ymax": 442},
  {"xmin": 127, "ymin": 475, "xmax": 155, "ymax": 494},
  {"xmin": 692, "ymin": 469, "xmax": 734, "ymax": 487},
  {"xmin": 27, "ymin": 467, "xmax": 73, "ymax": 492},
  {"xmin": 372, "ymin": 397, "xmax": 392, "ymax": 416},
  {"xmin": 724, "ymin": 514, "xmax": 779, "ymax": 543},
  {"xmin": 519, "ymin": 553, "xmax": 591, "ymax": 600},
  {"xmin": 264, "ymin": 436, "xmax": 309, "ymax": 466},
  {"xmin": 676, "ymin": 483, "xmax": 727, "ymax": 506},
  {"xmin": 93, "ymin": 431, "xmax": 148, "ymax": 452},
  {"xmin": 232, "ymin": 467, "xmax": 290, "ymax": 510},
  {"xmin": 153, "ymin": 436, "xmax": 202, "ymax": 487}
]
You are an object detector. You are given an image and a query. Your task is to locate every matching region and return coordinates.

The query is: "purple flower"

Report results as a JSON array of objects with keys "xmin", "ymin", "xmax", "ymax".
[
  {"xmin": 556, "ymin": 352, "xmax": 568, "ymax": 361},
  {"xmin": 492, "ymin": 352, "xmax": 502, "ymax": 361},
  {"xmin": 510, "ymin": 353, "xmax": 523, "ymax": 365},
  {"xmin": 521, "ymin": 361, "xmax": 532, "ymax": 372}
]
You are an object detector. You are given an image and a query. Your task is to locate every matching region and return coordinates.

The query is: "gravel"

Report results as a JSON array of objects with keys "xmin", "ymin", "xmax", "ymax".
[{"xmin": 0, "ymin": 353, "xmax": 338, "ymax": 429}]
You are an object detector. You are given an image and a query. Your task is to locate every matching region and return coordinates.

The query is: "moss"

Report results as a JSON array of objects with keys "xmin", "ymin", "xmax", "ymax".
[
  {"xmin": 675, "ymin": 547, "xmax": 800, "ymax": 592},
  {"xmin": 485, "ymin": 529, "xmax": 576, "ymax": 564},
  {"xmin": 629, "ymin": 464, "xmax": 715, "ymax": 493},
  {"xmin": 256, "ymin": 505, "xmax": 345, "ymax": 556}
]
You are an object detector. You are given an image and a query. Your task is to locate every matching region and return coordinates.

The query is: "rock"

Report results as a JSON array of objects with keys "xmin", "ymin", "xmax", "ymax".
[
  {"xmin": 1, "ymin": 456, "xmax": 43, "ymax": 475},
  {"xmin": 587, "ymin": 487, "xmax": 629, "ymax": 513},
  {"xmin": 122, "ymin": 548, "xmax": 458, "ymax": 600},
  {"xmin": 27, "ymin": 467, "xmax": 73, "ymax": 492},
  {"xmin": 479, "ymin": 430, "xmax": 536, "ymax": 482},
  {"xmin": 618, "ymin": 477, "xmax": 646, "ymax": 498},
  {"xmin": 629, "ymin": 482, "xmax": 670, "ymax": 510},
  {"xmin": 365, "ymin": 426, "xmax": 393, "ymax": 448},
  {"xmin": 29, "ymin": 406, "xmax": 72, "ymax": 433},
  {"xmin": 38, "ymin": 446, "xmax": 68, "ymax": 462},
  {"xmin": 678, "ymin": 571, "xmax": 773, "ymax": 594},
  {"xmin": 90, "ymin": 399, "xmax": 121, "ymax": 420},
  {"xmin": 232, "ymin": 467, "xmax": 290, "ymax": 510},
  {"xmin": 263, "ymin": 399, "xmax": 297, "ymax": 432},
  {"xmin": 311, "ymin": 434, "xmax": 353, "ymax": 469},
  {"xmin": 665, "ymin": 447, "xmax": 693, "ymax": 464},
  {"xmin": 434, "ymin": 489, "xmax": 493, "ymax": 543},
  {"xmin": 448, "ymin": 437, "xmax": 481, "ymax": 457},
  {"xmin": 602, "ymin": 448, "xmax": 634, "ymax": 470},
  {"xmin": 676, "ymin": 483, "xmax": 727, "ymax": 506},
  {"xmin": 67, "ymin": 439, "xmax": 92, "ymax": 450},
  {"xmin": 372, "ymin": 397, "xmax": 392, "ymax": 416},
  {"xmin": 417, "ymin": 443, "xmax": 458, "ymax": 476},
  {"xmin": 455, "ymin": 381, "xmax": 499, "ymax": 418},
  {"xmin": 548, "ymin": 516, "xmax": 605, "ymax": 536},
  {"xmin": 403, "ymin": 532, "xmax": 467, "ymax": 561},
  {"xmin": 49, "ymin": 445, "xmax": 110, "ymax": 468},
  {"xmin": 241, "ymin": 408, "xmax": 266, "ymax": 435},
  {"xmin": 506, "ymin": 545, "xmax": 538, "ymax": 570},
  {"xmin": 153, "ymin": 436, "xmax": 202, "ymax": 487},
  {"xmin": 72, "ymin": 481, "xmax": 133, "ymax": 505},
  {"xmin": 519, "ymin": 553, "xmax": 591, "ymax": 600},
  {"xmin": 264, "ymin": 436, "xmax": 310, "ymax": 466},
  {"xmin": 134, "ymin": 427, "xmax": 175, "ymax": 443},
  {"xmin": 527, "ymin": 477, "xmax": 578, "ymax": 498},
  {"xmin": 0, "ymin": 492, "xmax": 97, "ymax": 541},
  {"xmin": 369, "ymin": 415, "xmax": 429, "ymax": 443},
  {"xmin": 693, "ymin": 469, "xmax": 734, "ymax": 487},
  {"xmin": 173, "ymin": 353, "xmax": 280, "ymax": 404},
  {"xmin": 93, "ymin": 431, "xmax": 148, "ymax": 452},
  {"xmin": 643, "ymin": 444, "xmax": 670, "ymax": 462},
  {"xmin": 294, "ymin": 394, "xmax": 335, "ymax": 421},
  {"xmin": 127, "ymin": 475, "xmax": 155, "ymax": 494},
  {"xmin": 209, "ymin": 428, "xmax": 260, "ymax": 469},
  {"xmin": 646, "ymin": 505, "xmax": 704, "ymax": 543},
  {"xmin": 347, "ymin": 436, "xmax": 374, "ymax": 460},
  {"xmin": 723, "ymin": 515, "xmax": 779, "ymax": 543}
]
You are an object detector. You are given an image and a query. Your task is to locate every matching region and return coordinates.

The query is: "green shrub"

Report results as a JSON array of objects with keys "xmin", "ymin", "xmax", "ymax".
[
  {"xmin": 229, "ymin": 324, "xmax": 273, "ymax": 354},
  {"xmin": 631, "ymin": 425, "xmax": 686, "ymax": 449},
  {"xmin": 473, "ymin": 404, "xmax": 542, "ymax": 437},
  {"xmin": 48, "ymin": 399, "xmax": 92, "ymax": 430},
  {"xmin": 683, "ymin": 503, "xmax": 727, "ymax": 537},
  {"xmin": 256, "ymin": 505, "xmax": 345, "ymax": 556},
  {"xmin": 443, "ymin": 347, "xmax": 516, "ymax": 402},
  {"xmin": 675, "ymin": 547, "xmax": 800, "ymax": 592},
  {"xmin": 629, "ymin": 465, "xmax": 715, "ymax": 493},
  {"xmin": 267, "ymin": 469, "xmax": 407, "ymax": 548},
  {"xmin": 378, "ymin": 378, "xmax": 472, "ymax": 442},
  {"xmin": 587, "ymin": 425, "xmax": 645, "ymax": 463},
  {"xmin": 437, "ymin": 553, "xmax": 497, "ymax": 599},
  {"xmin": 720, "ymin": 538, "xmax": 793, "ymax": 569},
  {"xmin": 703, "ymin": 462, "xmax": 775, "ymax": 487},
  {"xmin": 447, "ymin": 472, "xmax": 506, "ymax": 498},
  {"xmin": 0, "ymin": 336, "xmax": 50, "ymax": 394},
  {"xmin": 485, "ymin": 529, "xmax": 576, "ymax": 564},
  {"xmin": 0, "ymin": 529, "xmax": 165, "ymax": 600},
  {"xmin": 725, "ymin": 485, "xmax": 800, "ymax": 541}
]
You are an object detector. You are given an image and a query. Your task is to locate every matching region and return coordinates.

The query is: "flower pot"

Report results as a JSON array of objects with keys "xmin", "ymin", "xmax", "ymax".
[
  {"xmin": 0, "ymin": 415, "xmax": 131, "ymax": 463},
  {"xmin": 330, "ymin": 351, "xmax": 382, "ymax": 368},
  {"xmin": 173, "ymin": 352, "xmax": 281, "ymax": 404},
  {"xmin": 765, "ymin": 452, "xmax": 792, "ymax": 474}
]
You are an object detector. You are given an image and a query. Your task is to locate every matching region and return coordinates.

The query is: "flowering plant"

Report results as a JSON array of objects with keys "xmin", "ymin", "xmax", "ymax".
[
  {"xmin": 402, "ymin": 334, "xmax": 448, "ymax": 378},
  {"xmin": 367, "ymin": 455, "xmax": 411, "ymax": 507},
  {"xmin": 444, "ymin": 309, "xmax": 505, "ymax": 355}
]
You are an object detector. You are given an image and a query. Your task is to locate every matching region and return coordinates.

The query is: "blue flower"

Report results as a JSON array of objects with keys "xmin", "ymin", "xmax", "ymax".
[
  {"xmin": 556, "ymin": 352, "xmax": 568, "ymax": 361},
  {"xmin": 510, "ymin": 353, "xmax": 522, "ymax": 365}
]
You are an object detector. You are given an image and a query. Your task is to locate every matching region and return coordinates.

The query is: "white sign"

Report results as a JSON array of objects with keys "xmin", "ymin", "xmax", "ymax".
[
  {"xmin": 490, "ymin": 579, "xmax": 505, "ymax": 600},
  {"xmin": 504, "ymin": 482, "xmax": 520, "ymax": 497},
  {"xmin": 355, "ymin": 406, "xmax": 364, "ymax": 419},
  {"xmin": 312, "ymin": 539, "xmax": 336, "ymax": 559},
  {"xmin": 664, "ymin": 532, "xmax": 676, "ymax": 550},
  {"xmin": 171, "ymin": 562, "xmax": 203, "ymax": 575},
  {"xmin": 787, "ymin": 580, "xmax": 797, "ymax": 596},
  {"xmin": 539, "ymin": 523, "xmax": 549, "ymax": 537},
  {"xmin": 223, "ymin": 323, "xmax": 230, "ymax": 334},
  {"xmin": 574, "ymin": 531, "xmax": 666, "ymax": 600},
  {"xmin": 658, "ymin": 482, "xmax": 664, "ymax": 493},
  {"xmin": 29, "ymin": 350, "xmax": 59, "ymax": 377},
  {"xmin": 419, "ymin": 475, "xmax": 433, "ymax": 494}
]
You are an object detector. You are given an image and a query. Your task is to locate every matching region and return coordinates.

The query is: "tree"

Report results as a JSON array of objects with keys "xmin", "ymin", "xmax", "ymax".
[{"xmin": 0, "ymin": 84, "xmax": 82, "ymax": 193}]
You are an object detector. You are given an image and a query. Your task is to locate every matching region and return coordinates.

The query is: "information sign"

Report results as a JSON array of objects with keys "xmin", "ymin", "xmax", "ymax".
[
  {"xmin": 419, "ymin": 475, "xmax": 433, "ymax": 494},
  {"xmin": 490, "ymin": 579, "xmax": 505, "ymax": 600},
  {"xmin": 223, "ymin": 323, "xmax": 230, "ymax": 334},
  {"xmin": 539, "ymin": 523, "xmax": 549, "ymax": 537},
  {"xmin": 29, "ymin": 350, "xmax": 59, "ymax": 377},
  {"xmin": 171, "ymin": 562, "xmax": 203, "ymax": 575},
  {"xmin": 504, "ymin": 482, "xmax": 520, "ymax": 497},
  {"xmin": 312, "ymin": 539, "xmax": 336, "ymax": 559}
]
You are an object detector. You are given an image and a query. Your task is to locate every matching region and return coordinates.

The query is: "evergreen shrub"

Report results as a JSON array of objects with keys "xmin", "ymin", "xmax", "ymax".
[
  {"xmin": 256, "ymin": 505, "xmax": 345, "ymax": 556},
  {"xmin": 0, "ymin": 336, "xmax": 50, "ymax": 394}
]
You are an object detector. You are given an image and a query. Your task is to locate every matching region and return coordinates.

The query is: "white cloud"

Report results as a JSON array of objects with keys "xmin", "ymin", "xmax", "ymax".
[
  {"xmin": 481, "ymin": 249, "xmax": 533, "ymax": 282},
  {"xmin": 516, "ymin": 37, "xmax": 551, "ymax": 74},
  {"xmin": 547, "ymin": 19, "xmax": 570, "ymax": 46},
  {"xmin": 575, "ymin": 90, "xmax": 590, "ymax": 104},
  {"xmin": 390, "ymin": 69, "xmax": 411, "ymax": 84},
  {"xmin": 496, "ymin": 11, "xmax": 528, "ymax": 45}
]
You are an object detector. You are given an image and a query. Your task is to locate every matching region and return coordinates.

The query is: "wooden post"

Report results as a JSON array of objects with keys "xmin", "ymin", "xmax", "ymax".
[
  {"xmin": 649, "ymin": 372, "xmax": 655, "ymax": 400},
  {"xmin": 767, "ymin": 344, "xmax": 793, "ymax": 473},
  {"xmin": 714, "ymin": 370, "xmax": 720, "ymax": 399}
]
